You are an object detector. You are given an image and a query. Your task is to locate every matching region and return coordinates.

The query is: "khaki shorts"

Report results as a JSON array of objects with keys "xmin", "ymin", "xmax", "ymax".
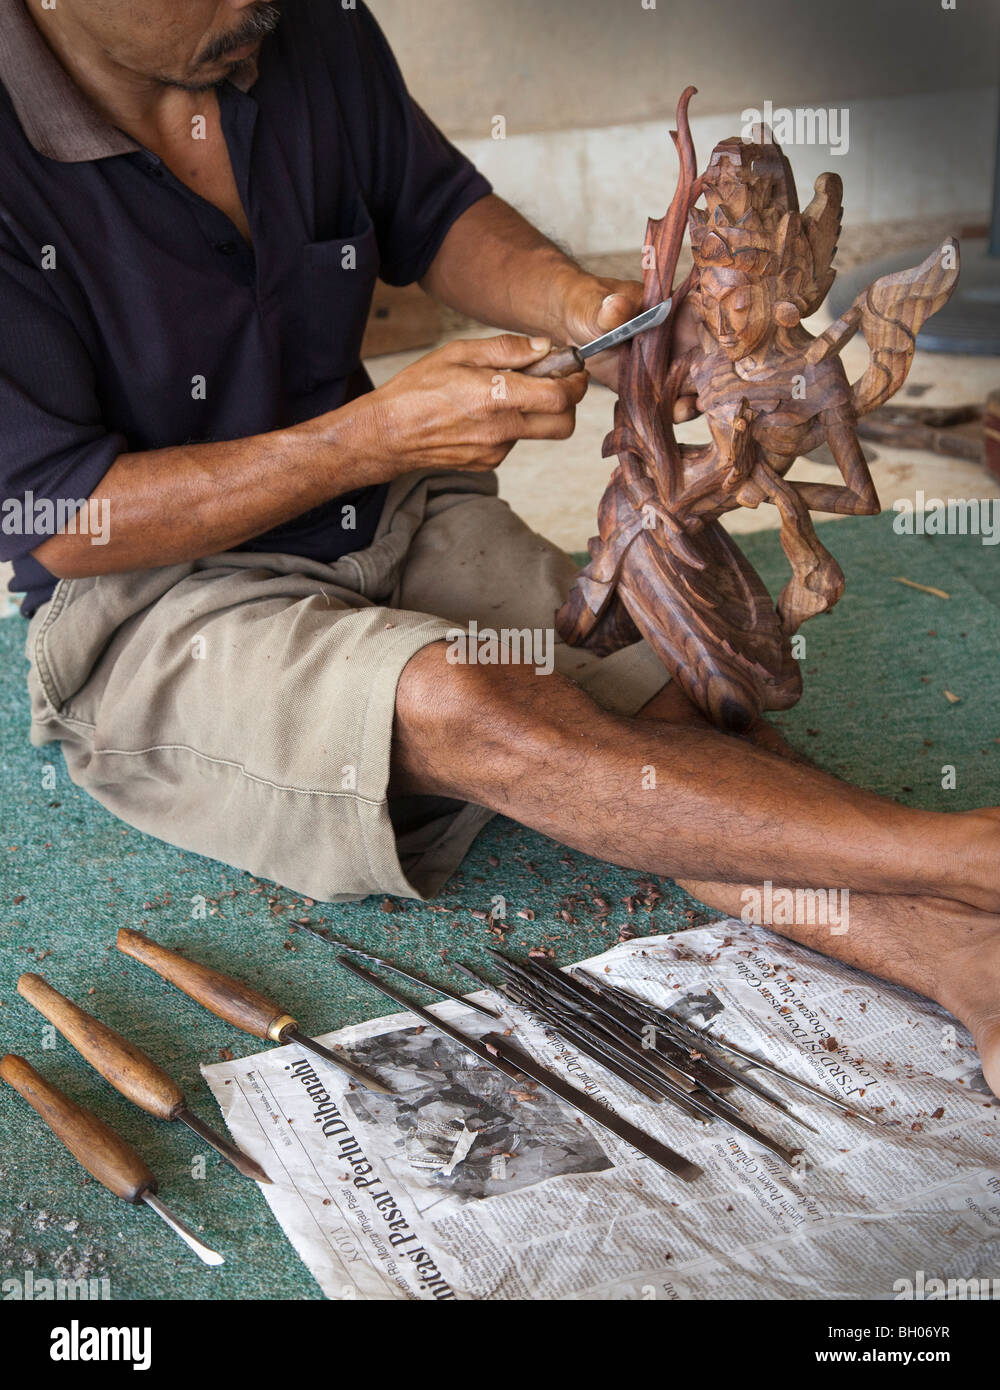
[{"xmin": 26, "ymin": 470, "xmax": 669, "ymax": 902}]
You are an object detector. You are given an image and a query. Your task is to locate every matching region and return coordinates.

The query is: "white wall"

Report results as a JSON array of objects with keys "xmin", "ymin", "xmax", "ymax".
[
  {"xmin": 454, "ymin": 87, "xmax": 997, "ymax": 256},
  {"xmin": 371, "ymin": 0, "xmax": 998, "ymax": 255}
]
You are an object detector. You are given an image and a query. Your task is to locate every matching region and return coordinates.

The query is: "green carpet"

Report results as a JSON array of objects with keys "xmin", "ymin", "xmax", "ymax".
[{"xmin": 0, "ymin": 512, "xmax": 997, "ymax": 1300}]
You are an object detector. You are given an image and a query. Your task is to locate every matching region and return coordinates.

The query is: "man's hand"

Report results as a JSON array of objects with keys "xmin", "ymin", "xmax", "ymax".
[
  {"xmin": 357, "ymin": 334, "xmax": 589, "ymax": 477},
  {"xmin": 560, "ymin": 276, "xmax": 644, "ymax": 392},
  {"xmin": 559, "ymin": 275, "xmax": 702, "ymax": 407}
]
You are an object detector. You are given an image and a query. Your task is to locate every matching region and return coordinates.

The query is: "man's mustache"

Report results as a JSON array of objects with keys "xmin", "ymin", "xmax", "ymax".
[{"xmin": 199, "ymin": 4, "xmax": 282, "ymax": 65}]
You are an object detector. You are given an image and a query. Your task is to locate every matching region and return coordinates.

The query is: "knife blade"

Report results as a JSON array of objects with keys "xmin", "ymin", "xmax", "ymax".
[{"xmin": 521, "ymin": 299, "xmax": 672, "ymax": 378}]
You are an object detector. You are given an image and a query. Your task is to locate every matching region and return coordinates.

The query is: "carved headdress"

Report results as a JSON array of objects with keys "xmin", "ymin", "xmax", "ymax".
[{"xmin": 688, "ymin": 134, "xmax": 843, "ymax": 318}]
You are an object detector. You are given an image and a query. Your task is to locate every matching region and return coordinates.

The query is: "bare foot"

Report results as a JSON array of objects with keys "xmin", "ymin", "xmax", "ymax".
[
  {"xmin": 940, "ymin": 927, "xmax": 1000, "ymax": 1100},
  {"xmin": 680, "ymin": 876, "xmax": 1000, "ymax": 1101}
]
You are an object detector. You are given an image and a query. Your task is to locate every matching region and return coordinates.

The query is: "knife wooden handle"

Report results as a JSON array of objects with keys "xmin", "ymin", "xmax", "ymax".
[
  {"xmin": 117, "ymin": 928, "xmax": 292, "ymax": 1042},
  {"xmin": 17, "ymin": 973, "xmax": 185, "ymax": 1121},
  {"xmin": 521, "ymin": 346, "xmax": 586, "ymax": 379},
  {"xmin": 0, "ymin": 1054, "xmax": 157, "ymax": 1203}
]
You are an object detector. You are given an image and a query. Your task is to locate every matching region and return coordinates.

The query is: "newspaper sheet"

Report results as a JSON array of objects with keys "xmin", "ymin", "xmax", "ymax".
[{"xmin": 202, "ymin": 921, "xmax": 1000, "ymax": 1300}]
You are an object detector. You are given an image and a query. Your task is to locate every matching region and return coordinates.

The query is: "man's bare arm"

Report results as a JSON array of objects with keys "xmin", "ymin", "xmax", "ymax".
[
  {"xmin": 32, "ymin": 335, "xmax": 587, "ymax": 579},
  {"xmin": 421, "ymin": 194, "xmax": 645, "ymax": 359},
  {"xmin": 424, "ymin": 194, "xmax": 700, "ymax": 392}
]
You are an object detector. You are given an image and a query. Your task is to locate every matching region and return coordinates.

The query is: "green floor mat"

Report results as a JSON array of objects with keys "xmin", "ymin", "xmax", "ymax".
[{"xmin": 0, "ymin": 511, "xmax": 996, "ymax": 1298}]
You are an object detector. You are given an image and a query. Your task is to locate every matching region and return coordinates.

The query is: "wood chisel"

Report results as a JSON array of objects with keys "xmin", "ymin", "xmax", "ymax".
[
  {"xmin": 294, "ymin": 923, "xmax": 500, "ymax": 1020},
  {"xmin": 521, "ymin": 299, "xmax": 673, "ymax": 378},
  {"xmin": 17, "ymin": 972, "xmax": 271, "ymax": 1184},
  {"xmin": 116, "ymin": 928, "xmax": 391, "ymax": 1095},
  {"xmin": 336, "ymin": 955, "xmax": 703, "ymax": 1183},
  {"xmin": 0, "ymin": 1054, "xmax": 224, "ymax": 1266}
]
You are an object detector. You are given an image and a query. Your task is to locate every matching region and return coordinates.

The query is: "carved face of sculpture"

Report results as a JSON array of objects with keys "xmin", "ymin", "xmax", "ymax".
[{"xmin": 696, "ymin": 268, "xmax": 772, "ymax": 361}]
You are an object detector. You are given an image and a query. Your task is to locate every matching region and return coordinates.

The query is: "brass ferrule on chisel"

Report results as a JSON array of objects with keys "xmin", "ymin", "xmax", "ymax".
[{"xmin": 267, "ymin": 1014, "xmax": 297, "ymax": 1042}]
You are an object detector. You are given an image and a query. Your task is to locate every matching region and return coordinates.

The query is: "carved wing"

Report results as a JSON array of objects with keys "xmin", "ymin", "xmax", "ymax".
[
  {"xmin": 799, "ymin": 173, "xmax": 843, "ymax": 317},
  {"xmin": 803, "ymin": 238, "xmax": 960, "ymax": 417}
]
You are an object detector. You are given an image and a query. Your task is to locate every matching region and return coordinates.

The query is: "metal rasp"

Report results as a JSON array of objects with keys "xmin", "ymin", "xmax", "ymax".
[
  {"xmin": 1, "ymin": 1054, "xmax": 224, "ymax": 1266},
  {"xmin": 17, "ymin": 972, "xmax": 271, "ymax": 1184},
  {"xmin": 521, "ymin": 299, "xmax": 672, "ymax": 378},
  {"xmin": 116, "ymin": 928, "xmax": 391, "ymax": 1096}
]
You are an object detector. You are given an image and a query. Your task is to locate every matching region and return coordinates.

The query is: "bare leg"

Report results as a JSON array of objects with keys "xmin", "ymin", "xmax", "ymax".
[
  {"xmin": 391, "ymin": 644, "xmax": 1000, "ymax": 912},
  {"xmin": 674, "ymin": 877, "xmax": 1000, "ymax": 1101},
  {"xmin": 640, "ymin": 681, "xmax": 1000, "ymax": 1095}
]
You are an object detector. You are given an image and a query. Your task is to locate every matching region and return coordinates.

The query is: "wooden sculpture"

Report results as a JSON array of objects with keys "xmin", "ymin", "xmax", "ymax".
[{"xmin": 556, "ymin": 88, "xmax": 960, "ymax": 731}]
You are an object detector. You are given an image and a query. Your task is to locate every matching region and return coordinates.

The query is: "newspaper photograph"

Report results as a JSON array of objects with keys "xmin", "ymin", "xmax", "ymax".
[{"xmin": 202, "ymin": 922, "xmax": 1000, "ymax": 1301}]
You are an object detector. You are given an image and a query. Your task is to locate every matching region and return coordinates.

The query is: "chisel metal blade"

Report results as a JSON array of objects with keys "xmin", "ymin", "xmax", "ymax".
[
  {"xmin": 589, "ymin": 975, "xmax": 873, "ymax": 1126},
  {"xmin": 177, "ymin": 1107, "xmax": 272, "ymax": 1184},
  {"xmin": 578, "ymin": 299, "xmax": 672, "ymax": 359},
  {"xmin": 298, "ymin": 925, "xmax": 500, "ymax": 1020},
  {"xmin": 337, "ymin": 956, "xmax": 702, "ymax": 1183},
  {"xmin": 281, "ymin": 1028, "xmax": 394, "ymax": 1096},
  {"xmin": 142, "ymin": 1193, "xmax": 225, "ymax": 1266},
  {"xmin": 336, "ymin": 956, "xmax": 526, "ymax": 1080}
]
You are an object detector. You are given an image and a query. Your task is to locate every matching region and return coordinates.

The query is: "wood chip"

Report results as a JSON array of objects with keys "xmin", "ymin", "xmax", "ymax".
[{"xmin": 892, "ymin": 576, "xmax": 950, "ymax": 600}]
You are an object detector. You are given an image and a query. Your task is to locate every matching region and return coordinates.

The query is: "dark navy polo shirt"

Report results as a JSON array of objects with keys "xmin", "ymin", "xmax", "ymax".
[{"xmin": 0, "ymin": 0, "xmax": 491, "ymax": 616}]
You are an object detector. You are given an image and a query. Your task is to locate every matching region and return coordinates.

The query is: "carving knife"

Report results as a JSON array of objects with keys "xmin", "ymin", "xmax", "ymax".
[
  {"xmin": 294, "ymin": 924, "xmax": 500, "ymax": 1020},
  {"xmin": 336, "ymin": 955, "xmax": 702, "ymax": 1182},
  {"xmin": 116, "ymin": 928, "xmax": 391, "ymax": 1096},
  {"xmin": 521, "ymin": 298, "xmax": 673, "ymax": 378},
  {"xmin": 17, "ymin": 972, "xmax": 271, "ymax": 1184},
  {"xmin": 0, "ymin": 1054, "xmax": 224, "ymax": 1266}
]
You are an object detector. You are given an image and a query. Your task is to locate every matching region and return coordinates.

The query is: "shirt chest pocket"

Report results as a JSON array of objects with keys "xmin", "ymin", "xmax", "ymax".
[{"xmin": 299, "ymin": 213, "xmax": 380, "ymax": 388}]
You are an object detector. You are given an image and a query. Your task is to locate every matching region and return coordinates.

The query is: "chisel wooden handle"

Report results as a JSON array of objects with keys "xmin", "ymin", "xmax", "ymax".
[
  {"xmin": 521, "ymin": 346, "xmax": 586, "ymax": 379},
  {"xmin": 0, "ymin": 1054, "xmax": 156, "ymax": 1203},
  {"xmin": 17, "ymin": 973, "xmax": 185, "ymax": 1121},
  {"xmin": 117, "ymin": 928, "xmax": 294, "ymax": 1042}
]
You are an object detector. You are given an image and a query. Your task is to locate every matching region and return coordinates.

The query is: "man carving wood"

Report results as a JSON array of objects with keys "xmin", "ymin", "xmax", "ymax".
[{"xmin": 2, "ymin": 4, "xmax": 998, "ymax": 1100}]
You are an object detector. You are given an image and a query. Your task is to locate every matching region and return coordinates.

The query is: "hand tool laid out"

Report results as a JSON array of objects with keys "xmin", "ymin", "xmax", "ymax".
[
  {"xmin": 17, "ymin": 972, "xmax": 270, "ymax": 1184},
  {"xmin": 0, "ymin": 1054, "xmax": 224, "ymax": 1266},
  {"xmin": 581, "ymin": 972, "xmax": 878, "ymax": 1126},
  {"xmin": 335, "ymin": 954, "xmax": 703, "ymax": 1183},
  {"xmin": 116, "ymin": 928, "xmax": 390, "ymax": 1096},
  {"xmin": 453, "ymin": 957, "xmax": 705, "ymax": 1109},
  {"xmin": 520, "ymin": 299, "xmax": 673, "ymax": 378},
  {"xmin": 480, "ymin": 952, "xmax": 809, "ymax": 1165},
  {"xmin": 295, "ymin": 923, "xmax": 500, "ymax": 1020}
]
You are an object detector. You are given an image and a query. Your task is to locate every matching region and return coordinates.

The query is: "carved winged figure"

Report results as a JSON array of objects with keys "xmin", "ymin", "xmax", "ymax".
[{"xmin": 556, "ymin": 88, "xmax": 960, "ymax": 731}]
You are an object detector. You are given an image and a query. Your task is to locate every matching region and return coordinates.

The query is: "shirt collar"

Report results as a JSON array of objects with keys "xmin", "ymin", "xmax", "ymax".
[{"xmin": 0, "ymin": 0, "xmax": 257, "ymax": 163}]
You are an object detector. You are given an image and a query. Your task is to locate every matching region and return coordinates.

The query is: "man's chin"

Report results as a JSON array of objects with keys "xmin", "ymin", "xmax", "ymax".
[{"xmin": 158, "ymin": 54, "xmax": 258, "ymax": 93}]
